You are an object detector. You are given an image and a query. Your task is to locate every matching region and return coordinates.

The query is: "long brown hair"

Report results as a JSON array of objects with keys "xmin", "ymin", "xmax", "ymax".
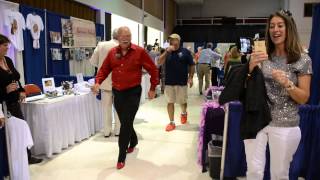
[
  {"xmin": 230, "ymin": 46, "xmax": 241, "ymax": 60},
  {"xmin": 0, "ymin": 34, "xmax": 10, "ymax": 45},
  {"xmin": 265, "ymin": 10, "xmax": 303, "ymax": 64}
]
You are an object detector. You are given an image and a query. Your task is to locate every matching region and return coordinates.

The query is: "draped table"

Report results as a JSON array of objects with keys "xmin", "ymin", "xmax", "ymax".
[{"xmin": 21, "ymin": 93, "xmax": 104, "ymax": 158}]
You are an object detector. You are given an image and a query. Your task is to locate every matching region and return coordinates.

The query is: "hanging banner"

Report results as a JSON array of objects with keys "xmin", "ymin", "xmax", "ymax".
[
  {"xmin": 71, "ymin": 17, "xmax": 96, "ymax": 47},
  {"xmin": 61, "ymin": 17, "xmax": 96, "ymax": 48}
]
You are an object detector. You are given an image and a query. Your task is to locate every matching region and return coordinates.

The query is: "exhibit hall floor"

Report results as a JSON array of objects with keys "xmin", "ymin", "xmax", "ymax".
[{"xmin": 29, "ymin": 79, "xmax": 212, "ymax": 180}]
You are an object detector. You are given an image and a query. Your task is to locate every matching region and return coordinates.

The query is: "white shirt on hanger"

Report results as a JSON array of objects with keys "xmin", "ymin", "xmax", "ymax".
[
  {"xmin": 26, "ymin": 13, "xmax": 44, "ymax": 49},
  {"xmin": 4, "ymin": 10, "xmax": 26, "ymax": 51},
  {"xmin": 7, "ymin": 116, "xmax": 33, "ymax": 180}
]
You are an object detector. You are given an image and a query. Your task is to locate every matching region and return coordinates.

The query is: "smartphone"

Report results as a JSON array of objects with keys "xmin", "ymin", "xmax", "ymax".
[{"xmin": 254, "ymin": 40, "xmax": 267, "ymax": 54}]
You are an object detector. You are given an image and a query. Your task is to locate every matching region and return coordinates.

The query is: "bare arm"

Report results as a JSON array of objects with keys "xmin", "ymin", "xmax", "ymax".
[
  {"xmin": 158, "ymin": 50, "xmax": 168, "ymax": 65},
  {"xmin": 188, "ymin": 65, "xmax": 195, "ymax": 79},
  {"xmin": 272, "ymin": 70, "xmax": 311, "ymax": 104},
  {"xmin": 287, "ymin": 75, "xmax": 311, "ymax": 104},
  {"xmin": 158, "ymin": 46, "xmax": 175, "ymax": 65}
]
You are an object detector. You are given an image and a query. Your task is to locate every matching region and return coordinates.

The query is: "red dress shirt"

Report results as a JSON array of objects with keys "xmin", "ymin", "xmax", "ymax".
[{"xmin": 95, "ymin": 43, "xmax": 159, "ymax": 91}]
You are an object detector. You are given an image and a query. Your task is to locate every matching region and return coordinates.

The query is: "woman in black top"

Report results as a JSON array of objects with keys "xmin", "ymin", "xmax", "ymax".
[
  {"xmin": 0, "ymin": 34, "xmax": 42, "ymax": 165},
  {"xmin": 0, "ymin": 36, "xmax": 26, "ymax": 118}
]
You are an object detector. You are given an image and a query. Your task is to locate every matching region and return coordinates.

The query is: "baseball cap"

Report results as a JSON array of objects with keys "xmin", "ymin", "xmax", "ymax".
[{"xmin": 168, "ymin": 33, "xmax": 181, "ymax": 41}]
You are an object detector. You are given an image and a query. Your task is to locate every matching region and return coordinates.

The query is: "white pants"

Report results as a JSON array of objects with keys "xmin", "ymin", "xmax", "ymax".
[
  {"xmin": 101, "ymin": 90, "xmax": 120, "ymax": 136},
  {"xmin": 244, "ymin": 125, "xmax": 301, "ymax": 180}
]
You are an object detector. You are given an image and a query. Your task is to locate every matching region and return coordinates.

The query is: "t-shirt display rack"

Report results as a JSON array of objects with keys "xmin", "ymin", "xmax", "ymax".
[{"xmin": 0, "ymin": 1, "xmax": 104, "ymax": 89}]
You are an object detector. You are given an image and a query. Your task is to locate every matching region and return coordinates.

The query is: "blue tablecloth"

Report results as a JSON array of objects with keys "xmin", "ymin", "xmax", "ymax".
[{"xmin": 224, "ymin": 103, "xmax": 320, "ymax": 179}]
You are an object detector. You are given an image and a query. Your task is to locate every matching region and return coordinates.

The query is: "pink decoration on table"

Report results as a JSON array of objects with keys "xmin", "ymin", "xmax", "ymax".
[{"xmin": 197, "ymin": 100, "xmax": 224, "ymax": 167}]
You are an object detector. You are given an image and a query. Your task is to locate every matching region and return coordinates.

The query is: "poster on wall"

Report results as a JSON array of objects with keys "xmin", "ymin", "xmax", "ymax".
[
  {"xmin": 64, "ymin": 49, "xmax": 70, "ymax": 60},
  {"xmin": 51, "ymin": 48, "xmax": 62, "ymax": 60},
  {"xmin": 85, "ymin": 48, "xmax": 94, "ymax": 59},
  {"xmin": 71, "ymin": 17, "xmax": 96, "ymax": 47},
  {"xmin": 61, "ymin": 18, "xmax": 74, "ymax": 48},
  {"xmin": 61, "ymin": 18, "xmax": 96, "ymax": 48},
  {"xmin": 69, "ymin": 49, "xmax": 74, "ymax": 60},
  {"xmin": 50, "ymin": 31, "xmax": 62, "ymax": 44}
]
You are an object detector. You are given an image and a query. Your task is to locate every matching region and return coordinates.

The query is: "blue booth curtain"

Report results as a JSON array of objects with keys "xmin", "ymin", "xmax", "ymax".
[
  {"xmin": 47, "ymin": 11, "xmax": 70, "ymax": 77},
  {"xmin": 309, "ymin": 3, "xmax": 320, "ymax": 105},
  {"xmin": 20, "ymin": 5, "xmax": 46, "ymax": 87},
  {"xmin": 96, "ymin": 23, "xmax": 105, "ymax": 41},
  {"xmin": 294, "ymin": 105, "xmax": 320, "ymax": 179}
]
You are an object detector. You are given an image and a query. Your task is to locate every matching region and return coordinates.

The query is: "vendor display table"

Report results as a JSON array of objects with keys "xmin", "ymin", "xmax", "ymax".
[{"xmin": 21, "ymin": 93, "xmax": 104, "ymax": 157}]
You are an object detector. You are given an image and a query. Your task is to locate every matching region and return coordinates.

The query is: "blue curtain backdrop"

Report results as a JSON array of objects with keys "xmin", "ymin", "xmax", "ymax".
[
  {"xmin": 47, "ymin": 11, "xmax": 70, "ymax": 76},
  {"xmin": 20, "ymin": 5, "xmax": 46, "ymax": 87},
  {"xmin": 309, "ymin": 3, "xmax": 320, "ymax": 105},
  {"xmin": 96, "ymin": 23, "xmax": 105, "ymax": 41}
]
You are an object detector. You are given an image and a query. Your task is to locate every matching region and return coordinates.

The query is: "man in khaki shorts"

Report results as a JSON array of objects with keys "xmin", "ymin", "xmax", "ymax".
[{"xmin": 158, "ymin": 34, "xmax": 195, "ymax": 131}]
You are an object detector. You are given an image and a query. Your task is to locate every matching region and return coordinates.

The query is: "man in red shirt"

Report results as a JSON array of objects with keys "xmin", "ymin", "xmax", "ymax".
[{"xmin": 92, "ymin": 26, "xmax": 159, "ymax": 170}]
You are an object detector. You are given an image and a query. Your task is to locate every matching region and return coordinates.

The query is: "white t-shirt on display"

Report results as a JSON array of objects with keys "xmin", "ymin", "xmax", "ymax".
[
  {"xmin": 7, "ymin": 116, "xmax": 33, "ymax": 180},
  {"xmin": 4, "ymin": 10, "xmax": 26, "ymax": 51},
  {"xmin": 26, "ymin": 13, "xmax": 44, "ymax": 49}
]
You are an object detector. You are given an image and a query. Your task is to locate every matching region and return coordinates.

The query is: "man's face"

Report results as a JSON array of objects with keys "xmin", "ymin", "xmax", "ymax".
[
  {"xmin": 118, "ymin": 29, "xmax": 132, "ymax": 50},
  {"xmin": 170, "ymin": 39, "xmax": 180, "ymax": 51}
]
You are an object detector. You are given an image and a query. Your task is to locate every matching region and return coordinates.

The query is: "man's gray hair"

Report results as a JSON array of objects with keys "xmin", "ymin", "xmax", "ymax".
[{"xmin": 112, "ymin": 28, "xmax": 118, "ymax": 40}]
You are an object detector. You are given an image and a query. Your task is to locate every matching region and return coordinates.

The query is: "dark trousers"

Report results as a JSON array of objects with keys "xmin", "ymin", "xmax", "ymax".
[
  {"xmin": 6, "ymin": 101, "xmax": 24, "ymax": 119},
  {"xmin": 113, "ymin": 85, "xmax": 141, "ymax": 162},
  {"xmin": 211, "ymin": 67, "xmax": 219, "ymax": 86}
]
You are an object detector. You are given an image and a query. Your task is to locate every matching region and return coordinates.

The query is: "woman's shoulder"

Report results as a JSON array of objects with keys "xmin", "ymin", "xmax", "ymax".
[
  {"xmin": 299, "ymin": 53, "xmax": 312, "ymax": 62},
  {"xmin": 291, "ymin": 53, "xmax": 312, "ymax": 75},
  {"xmin": 4, "ymin": 56, "xmax": 14, "ymax": 65}
]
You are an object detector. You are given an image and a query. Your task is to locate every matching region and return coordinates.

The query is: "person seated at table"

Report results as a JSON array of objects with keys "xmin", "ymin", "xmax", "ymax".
[
  {"xmin": 246, "ymin": 10, "xmax": 312, "ymax": 180},
  {"xmin": 0, "ymin": 34, "xmax": 42, "ymax": 164}
]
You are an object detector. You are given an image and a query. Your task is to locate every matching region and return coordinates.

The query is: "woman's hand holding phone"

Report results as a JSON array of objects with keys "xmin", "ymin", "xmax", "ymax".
[
  {"xmin": 249, "ymin": 40, "xmax": 268, "ymax": 73},
  {"xmin": 249, "ymin": 51, "xmax": 268, "ymax": 73}
]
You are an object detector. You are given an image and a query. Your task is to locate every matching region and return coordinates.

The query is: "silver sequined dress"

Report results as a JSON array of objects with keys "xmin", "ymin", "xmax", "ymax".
[{"xmin": 261, "ymin": 53, "xmax": 313, "ymax": 127}]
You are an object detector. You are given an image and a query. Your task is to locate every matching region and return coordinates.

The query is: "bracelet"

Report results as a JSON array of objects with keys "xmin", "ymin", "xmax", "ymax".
[{"xmin": 285, "ymin": 81, "xmax": 295, "ymax": 91}]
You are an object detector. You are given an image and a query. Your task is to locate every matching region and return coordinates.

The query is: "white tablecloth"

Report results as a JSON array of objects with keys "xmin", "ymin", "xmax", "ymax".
[{"xmin": 21, "ymin": 93, "xmax": 103, "ymax": 157}]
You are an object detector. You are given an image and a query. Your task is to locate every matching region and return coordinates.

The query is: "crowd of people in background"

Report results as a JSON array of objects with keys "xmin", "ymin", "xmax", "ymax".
[{"xmin": 146, "ymin": 39, "xmax": 252, "ymax": 97}]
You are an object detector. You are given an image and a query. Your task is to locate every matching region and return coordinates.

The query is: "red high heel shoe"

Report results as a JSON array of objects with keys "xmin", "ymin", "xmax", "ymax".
[
  {"xmin": 127, "ymin": 147, "xmax": 134, "ymax": 153},
  {"xmin": 117, "ymin": 162, "xmax": 125, "ymax": 169}
]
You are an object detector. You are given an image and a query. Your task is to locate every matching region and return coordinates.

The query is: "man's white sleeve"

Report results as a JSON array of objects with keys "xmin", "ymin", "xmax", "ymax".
[{"xmin": 89, "ymin": 44, "xmax": 100, "ymax": 67}]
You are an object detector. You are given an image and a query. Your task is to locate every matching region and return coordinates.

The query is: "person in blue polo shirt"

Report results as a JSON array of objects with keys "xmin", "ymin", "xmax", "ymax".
[
  {"xmin": 158, "ymin": 34, "xmax": 195, "ymax": 131},
  {"xmin": 198, "ymin": 42, "xmax": 221, "ymax": 94}
]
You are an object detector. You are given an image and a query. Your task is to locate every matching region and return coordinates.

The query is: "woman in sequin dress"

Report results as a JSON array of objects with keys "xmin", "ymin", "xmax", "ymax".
[{"xmin": 245, "ymin": 10, "xmax": 313, "ymax": 180}]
